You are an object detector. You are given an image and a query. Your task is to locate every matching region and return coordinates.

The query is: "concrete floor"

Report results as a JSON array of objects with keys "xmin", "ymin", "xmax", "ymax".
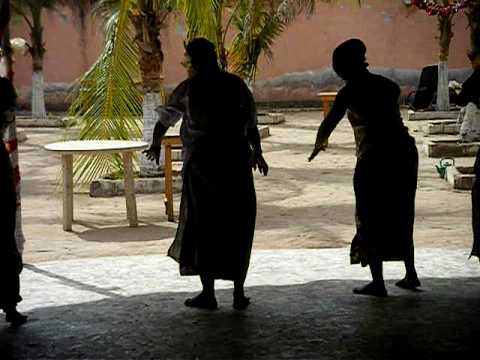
[{"xmin": 1, "ymin": 249, "xmax": 479, "ymax": 359}]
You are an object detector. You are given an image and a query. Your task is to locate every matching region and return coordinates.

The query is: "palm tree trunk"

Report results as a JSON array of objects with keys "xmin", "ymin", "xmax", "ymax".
[
  {"xmin": 437, "ymin": 14, "xmax": 453, "ymax": 111},
  {"xmin": 30, "ymin": 10, "xmax": 47, "ymax": 119},
  {"xmin": 467, "ymin": 1, "xmax": 480, "ymax": 55},
  {"xmin": 31, "ymin": 66, "xmax": 47, "ymax": 119},
  {"xmin": 215, "ymin": 6, "xmax": 228, "ymax": 71},
  {"xmin": 132, "ymin": 2, "xmax": 166, "ymax": 177},
  {"xmin": 140, "ymin": 92, "xmax": 165, "ymax": 176},
  {"xmin": 437, "ymin": 61, "xmax": 449, "ymax": 111}
]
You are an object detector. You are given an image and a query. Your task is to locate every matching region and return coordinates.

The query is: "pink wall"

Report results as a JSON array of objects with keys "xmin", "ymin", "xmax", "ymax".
[
  {"xmin": 10, "ymin": 1, "xmax": 471, "ymax": 96},
  {"xmin": 11, "ymin": 7, "xmax": 103, "ymax": 88}
]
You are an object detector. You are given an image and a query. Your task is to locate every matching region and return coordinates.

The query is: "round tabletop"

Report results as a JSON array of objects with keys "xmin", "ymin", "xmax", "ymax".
[{"xmin": 44, "ymin": 140, "xmax": 149, "ymax": 154}]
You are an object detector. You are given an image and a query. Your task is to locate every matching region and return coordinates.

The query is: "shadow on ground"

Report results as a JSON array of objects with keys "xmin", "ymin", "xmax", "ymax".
[
  {"xmin": 1, "ymin": 278, "xmax": 479, "ymax": 359},
  {"xmin": 77, "ymin": 225, "xmax": 177, "ymax": 243}
]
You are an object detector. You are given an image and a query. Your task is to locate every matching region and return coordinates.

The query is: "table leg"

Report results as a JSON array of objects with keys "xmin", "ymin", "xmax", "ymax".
[
  {"xmin": 123, "ymin": 152, "xmax": 138, "ymax": 227},
  {"xmin": 164, "ymin": 143, "xmax": 174, "ymax": 222},
  {"xmin": 62, "ymin": 154, "xmax": 73, "ymax": 231}
]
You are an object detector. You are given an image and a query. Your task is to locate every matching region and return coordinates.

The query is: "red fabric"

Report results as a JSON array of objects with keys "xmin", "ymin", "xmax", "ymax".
[{"xmin": 5, "ymin": 138, "xmax": 18, "ymax": 153}]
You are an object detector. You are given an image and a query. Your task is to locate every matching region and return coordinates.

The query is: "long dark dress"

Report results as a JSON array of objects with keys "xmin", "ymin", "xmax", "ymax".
[
  {"xmin": 0, "ymin": 138, "xmax": 22, "ymax": 311},
  {"xmin": 472, "ymin": 151, "xmax": 480, "ymax": 260},
  {"xmin": 0, "ymin": 77, "xmax": 22, "ymax": 311},
  {"xmin": 315, "ymin": 71, "xmax": 418, "ymax": 266},
  {"xmin": 156, "ymin": 71, "xmax": 258, "ymax": 280},
  {"xmin": 457, "ymin": 69, "xmax": 480, "ymax": 260}
]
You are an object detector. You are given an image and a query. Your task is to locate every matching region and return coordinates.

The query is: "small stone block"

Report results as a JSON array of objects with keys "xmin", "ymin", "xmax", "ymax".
[
  {"xmin": 90, "ymin": 176, "xmax": 182, "ymax": 197},
  {"xmin": 16, "ymin": 116, "xmax": 66, "ymax": 127},
  {"xmin": 408, "ymin": 110, "xmax": 459, "ymax": 121},
  {"xmin": 423, "ymin": 120, "xmax": 459, "ymax": 135},
  {"xmin": 445, "ymin": 166, "xmax": 475, "ymax": 190},
  {"xmin": 259, "ymin": 126, "xmax": 270, "ymax": 139},
  {"xmin": 257, "ymin": 113, "xmax": 286, "ymax": 125},
  {"xmin": 424, "ymin": 139, "xmax": 480, "ymax": 158}
]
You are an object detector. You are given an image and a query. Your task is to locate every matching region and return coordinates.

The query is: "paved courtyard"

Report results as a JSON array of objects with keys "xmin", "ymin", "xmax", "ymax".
[
  {"xmin": 1, "ymin": 248, "xmax": 480, "ymax": 359},
  {"xmin": 1, "ymin": 111, "xmax": 479, "ymax": 359}
]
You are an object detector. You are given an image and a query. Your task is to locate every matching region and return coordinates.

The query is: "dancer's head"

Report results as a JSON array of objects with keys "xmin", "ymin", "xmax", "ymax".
[
  {"xmin": 332, "ymin": 38, "xmax": 368, "ymax": 80},
  {"xmin": 184, "ymin": 38, "xmax": 219, "ymax": 75}
]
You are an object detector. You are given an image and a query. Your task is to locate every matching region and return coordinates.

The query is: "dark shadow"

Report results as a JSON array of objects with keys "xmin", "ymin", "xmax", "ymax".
[
  {"xmin": 23, "ymin": 264, "xmax": 123, "ymax": 298},
  {"xmin": 263, "ymin": 166, "xmax": 355, "ymax": 187},
  {"xmin": 77, "ymin": 225, "xmax": 177, "ymax": 243},
  {"xmin": 265, "ymin": 140, "xmax": 356, "ymax": 154},
  {"xmin": 20, "ymin": 177, "xmax": 61, "ymax": 196},
  {"xmin": 257, "ymin": 203, "xmax": 354, "ymax": 230},
  {"xmin": 275, "ymin": 122, "xmax": 326, "ymax": 131},
  {"xmin": 1, "ymin": 277, "xmax": 479, "ymax": 359}
]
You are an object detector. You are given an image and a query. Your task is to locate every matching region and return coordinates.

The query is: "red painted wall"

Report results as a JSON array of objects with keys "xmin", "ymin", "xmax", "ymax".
[{"xmin": 10, "ymin": 1, "xmax": 471, "ymax": 97}]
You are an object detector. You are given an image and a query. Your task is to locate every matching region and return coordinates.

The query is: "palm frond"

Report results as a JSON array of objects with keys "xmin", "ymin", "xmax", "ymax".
[
  {"xmin": 272, "ymin": 0, "xmax": 316, "ymax": 24},
  {"xmin": 179, "ymin": 0, "xmax": 222, "ymax": 41},
  {"xmin": 228, "ymin": 0, "xmax": 317, "ymax": 82},
  {"xmin": 68, "ymin": 0, "xmax": 143, "ymax": 185},
  {"xmin": 92, "ymin": 0, "xmax": 122, "ymax": 20}
]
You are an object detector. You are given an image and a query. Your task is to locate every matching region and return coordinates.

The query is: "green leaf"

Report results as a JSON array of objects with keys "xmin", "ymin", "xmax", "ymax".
[{"xmin": 68, "ymin": 0, "xmax": 143, "ymax": 186}]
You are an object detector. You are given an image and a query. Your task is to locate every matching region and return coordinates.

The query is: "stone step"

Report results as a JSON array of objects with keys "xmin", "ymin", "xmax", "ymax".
[
  {"xmin": 422, "ymin": 120, "xmax": 459, "ymax": 135},
  {"xmin": 445, "ymin": 165, "xmax": 475, "ymax": 190},
  {"xmin": 423, "ymin": 137, "xmax": 480, "ymax": 158},
  {"xmin": 407, "ymin": 110, "xmax": 460, "ymax": 121}
]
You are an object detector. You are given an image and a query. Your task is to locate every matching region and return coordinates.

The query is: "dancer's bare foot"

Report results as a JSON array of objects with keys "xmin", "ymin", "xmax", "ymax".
[
  {"xmin": 5, "ymin": 310, "xmax": 28, "ymax": 327},
  {"xmin": 395, "ymin": 276, "xmax": 421, "ymax": 290},
  {"xmin": 353, "ymin": 282, "xmax": 388, "ymax": 297},
  {"xmin": 233, "ymin": 296, "xmax": 251, "ymax": 310},
  {"xmin": 184, "ymin": 293, "xmax": 218, "ymax": 310}
]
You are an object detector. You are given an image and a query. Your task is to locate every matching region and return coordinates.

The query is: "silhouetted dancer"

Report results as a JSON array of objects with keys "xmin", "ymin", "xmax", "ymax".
[
  {"xmin": 455, "ymin": 51, "xmax": 480, "ymax": 109},
  {"xmin": 0, "ymin": 77, "xmax": 27, "ymax": 325},
  {"xmin": 457, "ymin": 50, "xmax": 480, "ymax": 260},
  {"xmin": 144, "ymin": 38, "xmax": 268, "ymax": 310},
  {"xmin": 309, "ymin": 39, "xmax": 420, "ymax": 297}
]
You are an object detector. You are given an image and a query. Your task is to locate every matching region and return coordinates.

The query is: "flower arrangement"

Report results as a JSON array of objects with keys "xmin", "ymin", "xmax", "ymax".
[{"xmin": 412, "ymin": 0, "xmax": 470, "ymax": 17}]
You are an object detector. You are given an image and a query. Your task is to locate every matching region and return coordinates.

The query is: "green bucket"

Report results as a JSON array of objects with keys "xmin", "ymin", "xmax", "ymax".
[{"xmin": 435, "ymin": 158, "xmax": 455, "ymax": 179}]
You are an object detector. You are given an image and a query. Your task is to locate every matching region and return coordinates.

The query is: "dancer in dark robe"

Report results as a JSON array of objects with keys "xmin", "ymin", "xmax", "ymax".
[
  {"xmin": 145, "ymin": 38, "xmax": 268, "ymax": 309},
  {"xmin": 456, "ymin": 50, "xmax": 480, "ymax": 260},
  {"xmin": 309, "ymin": 39, "xmax": 420, "ymax": 297},
  {"xmin": 0, "ymin": 76, "xmax": 27, "ymax": 325}
]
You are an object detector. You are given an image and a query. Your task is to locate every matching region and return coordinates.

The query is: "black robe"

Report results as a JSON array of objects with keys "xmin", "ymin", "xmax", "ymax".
[
  {"xmin": 0, "ymin": 140, "xmax": 22, "ymax": 310},
  {"xmin": 156, "ymin": 71, "xmax": 258, "ymax": 280},
  {"xmin": 0, "ymin": 77, "xmax": 22, "ymax": 310},
  {"xmin": 315, "ymin": 71, "xmax": 418, "ymax": 266}
]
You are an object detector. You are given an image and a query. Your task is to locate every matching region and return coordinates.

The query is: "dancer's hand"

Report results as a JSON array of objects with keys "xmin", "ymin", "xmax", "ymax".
[
  {"xmin": 143, "ymin": 145, "xmax": 161, "ymax": 165},
  {"xmin": 256, "ymin": 154, "xmax": 269, "ymax": 176},
  {"xmin": 252, "ymin": 151, "xmax": 269, "ymax": 176},
  {"xmin": 308, "ymin": 143, "xmax": 327, "ymax": 162}
]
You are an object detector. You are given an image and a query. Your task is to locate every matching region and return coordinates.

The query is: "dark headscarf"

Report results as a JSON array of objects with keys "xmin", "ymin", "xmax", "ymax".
[
  {"xmin": 185, "ymin": 38, "xmax": 219, "ymax": 73},
  {"xmin": 332, "ymin": 38, "xmax": 368, "ymax": 80}
]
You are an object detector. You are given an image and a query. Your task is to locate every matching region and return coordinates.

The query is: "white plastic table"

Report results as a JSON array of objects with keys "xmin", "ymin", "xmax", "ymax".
[{"xmin": 44, "ymin": 140, "xmax": 149, "ymax": 231}]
